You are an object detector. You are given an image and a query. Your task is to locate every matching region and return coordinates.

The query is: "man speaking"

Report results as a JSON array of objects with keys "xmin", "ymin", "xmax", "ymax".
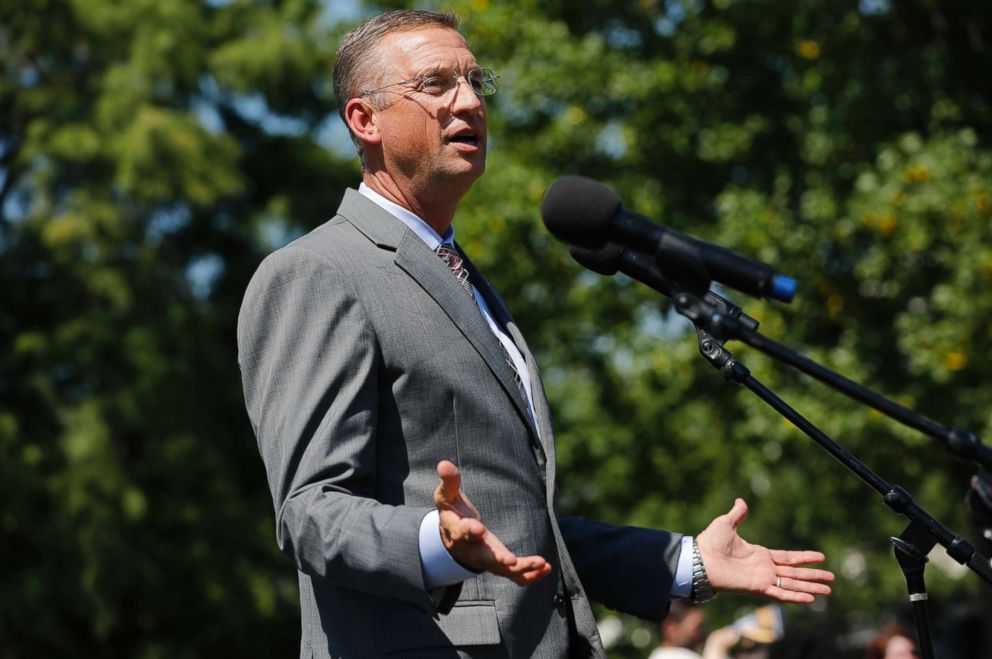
[{"xmin": 237, "ymin": 10, "xmax": 834, "ymax": 658}]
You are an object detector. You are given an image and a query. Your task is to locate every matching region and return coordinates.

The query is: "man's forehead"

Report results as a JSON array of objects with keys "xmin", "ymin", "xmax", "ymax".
[{"xmin": 380, "ymin": 27, "xmax": 477, "ymax": 70}]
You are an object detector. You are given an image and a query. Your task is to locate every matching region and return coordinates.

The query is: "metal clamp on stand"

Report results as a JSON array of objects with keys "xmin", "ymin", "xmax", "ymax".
[{"xmin": 890, "ymin": 518, "xmax": 937, "ymax": 659}]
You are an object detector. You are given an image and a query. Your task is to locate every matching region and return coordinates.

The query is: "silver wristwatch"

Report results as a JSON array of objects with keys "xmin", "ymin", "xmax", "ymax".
[{"xmin": 690, "ymin": 538, "xmax": 716, "ymax": 604}]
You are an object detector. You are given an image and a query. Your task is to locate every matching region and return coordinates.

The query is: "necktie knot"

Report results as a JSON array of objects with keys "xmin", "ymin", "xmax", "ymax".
[{"xmin": 435, "ymin": 244, "xmax": 474, "ymax": 299}]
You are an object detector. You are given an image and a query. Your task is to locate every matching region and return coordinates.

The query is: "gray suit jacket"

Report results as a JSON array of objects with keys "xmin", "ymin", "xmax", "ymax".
[{"xmin": 238, "ymin": 189, "xmax": 682, "ymax": 658}]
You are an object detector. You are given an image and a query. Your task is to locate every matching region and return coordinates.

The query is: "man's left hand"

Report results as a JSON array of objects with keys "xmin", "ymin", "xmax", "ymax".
[{"xmin": 695, "ymin": 498, "xmax": 834, "ymax": 603}]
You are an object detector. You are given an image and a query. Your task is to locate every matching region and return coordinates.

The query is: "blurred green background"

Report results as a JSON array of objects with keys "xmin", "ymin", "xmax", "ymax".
[{"xmin": 2, "ymin": 0, "xmax": 991, "ymax": 656}]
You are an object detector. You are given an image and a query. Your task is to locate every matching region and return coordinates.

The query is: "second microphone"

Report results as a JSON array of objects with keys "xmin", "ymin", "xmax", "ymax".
[{"xmin": 541, "ymin": 176, "xmax": 797, "ymax": 303}]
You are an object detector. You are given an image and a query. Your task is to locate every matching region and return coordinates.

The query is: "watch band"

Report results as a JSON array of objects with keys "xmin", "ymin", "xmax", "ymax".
[{"xmin": 690, "ymin": 538, "xmax": 716, "ymax": 604}]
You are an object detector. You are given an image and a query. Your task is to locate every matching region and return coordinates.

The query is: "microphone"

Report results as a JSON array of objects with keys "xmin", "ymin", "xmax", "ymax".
[
  {"xmin": 568, "ymin": 242, "xmax": 760, "ymax": 334},
  {"xmin": 541, "ymin": 176, "xmax": 797, "ymax": 303}
]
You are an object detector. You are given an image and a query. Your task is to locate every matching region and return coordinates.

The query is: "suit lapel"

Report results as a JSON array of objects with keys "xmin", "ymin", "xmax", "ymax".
[
  {"xmin": 394, "ymin": 235, "xmax": 540, "ymax": 441},
  {"xmin": 337, "ymin": 189, "xmax": 541, "ymax": 441},
  {"xmin": 337, "ymin": 188, "xmax": 408, "ymax": 248},
  {"xmin": 461, "ymin": 254, "xmax": 551, "ymax": 460},
  {"xmin": 506, "ymin": 324, "xmax": 554, "ymax": 458}
]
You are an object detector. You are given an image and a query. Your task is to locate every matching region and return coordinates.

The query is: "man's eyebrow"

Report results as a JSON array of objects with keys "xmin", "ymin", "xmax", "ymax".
[
  {"xmin": 415, "ymin": 65, "xmax": 449, "ymax": 77},
  {"xmin": 415, "ymin": 65, "xmax": 481, "ymax": 77}
]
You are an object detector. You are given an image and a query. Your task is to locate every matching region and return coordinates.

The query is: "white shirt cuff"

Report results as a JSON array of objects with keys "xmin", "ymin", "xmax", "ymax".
[
  {"xmin": 419, "ymin": 509, "xmax": 479, "ymax": 590},
  {"xmin": 671, "ymin": 535, "xmax": 694, "ymax": 600}
]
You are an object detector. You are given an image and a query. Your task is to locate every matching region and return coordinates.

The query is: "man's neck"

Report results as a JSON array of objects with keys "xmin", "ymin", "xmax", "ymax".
[{"xmin": 362, "ymin": 172, "xmax": 463, "ymax": 235}]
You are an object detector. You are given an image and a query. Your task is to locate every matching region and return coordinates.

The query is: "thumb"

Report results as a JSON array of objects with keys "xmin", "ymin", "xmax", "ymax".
[
  {"xmin": 435, "ymin": 460, "xmax": 462, "ymax": 504},
  {"xmin": 723, "ymin": 498, "xmax": 748, "ymax": 529}
]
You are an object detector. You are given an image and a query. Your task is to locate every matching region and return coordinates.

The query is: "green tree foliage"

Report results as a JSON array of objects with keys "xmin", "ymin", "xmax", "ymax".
[
  {"xmin": 1, "ymin": 0, "xmax": 351, "ymax": 655},
  {"xmin": 2, "ymin": 0, "xmax": 991, "ymax": 656}
]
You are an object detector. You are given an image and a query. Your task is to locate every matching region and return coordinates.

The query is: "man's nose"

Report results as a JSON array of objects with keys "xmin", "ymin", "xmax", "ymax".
[{"xmin": 448, "ymin": 76, "xmax": 483, "ymax": 113}]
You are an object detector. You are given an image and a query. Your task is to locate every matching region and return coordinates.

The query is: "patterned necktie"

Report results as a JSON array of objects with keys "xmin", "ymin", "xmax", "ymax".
[
  {"xmin": 434, "ymin": 243, "xmax": 530, "ymax": 407},
  {"xmin": 435, "ymin": 244, "xmax": 475, "ymax": 299}
]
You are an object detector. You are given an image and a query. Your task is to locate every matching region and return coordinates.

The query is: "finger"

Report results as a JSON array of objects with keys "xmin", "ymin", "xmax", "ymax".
[
  {"xmin": 505, "ymin": 555, "xmax": 549, "ymax": 575},
  {"xmin": 512, "ymin": 563, "xmax": 553, "ymax": 585},
  {"xmin": 444, "ymin": 529, "xmax": 518, "ymax": 571},
  {"xmin": 766, "ymin": 587, "xmax": 818, "ymax": 604},
  {"xmin": 464, "ymin": 518, "xmax": 487, "ymax": 540},
  {"xmin": 439, "ymin": 513, "xmax": 488, "ymax": 545},
  {"xmin": 434, "ymin": 460, "xmax": 462, "ymax": 505},
  {"xmin": 482, "ymin": 546, "xmax": 518, "ymax": 568},
  {"xmin": 469, "ymin": 524, "xmax": 519, "ymax": 566},
  {"xmin": 777, "ymin": 566, "xmax": 835, "ymax": 583},
  {"xmin": 502, "ymin": 559, "xmax": 553, "ymax": 586},
  {"xmin": 776, "ymin": 576, "xmax": 832, "ymax": 596},
  {"xmin": 769, "ymin": 549, "xmax": 827, "ymax": 566},
  {"xmin": 484, "ymin": 533, "xmax": 519, "ymax": 567}
]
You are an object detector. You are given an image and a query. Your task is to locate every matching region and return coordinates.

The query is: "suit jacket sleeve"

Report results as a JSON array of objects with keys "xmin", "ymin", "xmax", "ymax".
[
  {"xmin": 238, "ymin": 241, "xmax": 437, "ymax": 612},
  {"xmin": 558, "ymin": 515, "xmax": 682, "ymax": 622}
]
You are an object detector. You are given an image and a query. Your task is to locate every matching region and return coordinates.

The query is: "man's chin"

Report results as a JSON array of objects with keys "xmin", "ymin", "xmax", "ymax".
[{"xmin": 443, "ymin": 158, "xmax": 486, "ymax": 183}]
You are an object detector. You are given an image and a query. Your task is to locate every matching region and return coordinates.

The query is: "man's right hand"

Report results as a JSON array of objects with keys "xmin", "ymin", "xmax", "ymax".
[{"xmin": 433, "ymin": 460, "xmax": 552, "ymax": 586}]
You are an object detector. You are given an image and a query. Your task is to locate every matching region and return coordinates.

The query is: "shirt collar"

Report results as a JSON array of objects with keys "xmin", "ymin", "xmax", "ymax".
[{"xmin": 358, "ymin": 182, "xmax": 455, "ymax": 249}]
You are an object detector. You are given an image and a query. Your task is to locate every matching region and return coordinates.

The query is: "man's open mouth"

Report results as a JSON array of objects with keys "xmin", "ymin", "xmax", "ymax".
[{"xmin": 448, "ymin": 134, "xmax": 480, "ymax": 145}]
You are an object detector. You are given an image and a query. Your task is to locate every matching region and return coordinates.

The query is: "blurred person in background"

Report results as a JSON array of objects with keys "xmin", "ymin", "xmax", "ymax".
[
  {"xmin": 865, "ymin": 623, "xmax": 920, "ymax": 659},
  {"xmin": 649, "ymin": 601, "xmax": 708, "ymax": 658},
  {"xmin": 648, "ymin": 602, "xmax": 779, "ymax": 659}
]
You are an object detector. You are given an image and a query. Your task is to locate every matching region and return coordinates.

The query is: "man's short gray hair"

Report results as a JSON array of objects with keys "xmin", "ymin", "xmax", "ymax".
[{"xmin": 332, "ymin": 10, "xmax": 460, "ymax": 169}]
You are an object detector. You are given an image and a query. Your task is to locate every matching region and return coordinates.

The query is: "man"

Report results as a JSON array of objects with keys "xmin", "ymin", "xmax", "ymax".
[
  {"xmin": 649, "ymin": 601, "xmax": 708, "ymax": 659},
  {"xmin": 237, "ymin": 10, "xmax": 834, "ymax": 659}
]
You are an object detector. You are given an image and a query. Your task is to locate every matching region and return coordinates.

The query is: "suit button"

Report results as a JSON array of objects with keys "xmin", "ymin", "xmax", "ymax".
[{"xmin": 552, "ymin": 593, "xmax": 565, "ymax": 609}]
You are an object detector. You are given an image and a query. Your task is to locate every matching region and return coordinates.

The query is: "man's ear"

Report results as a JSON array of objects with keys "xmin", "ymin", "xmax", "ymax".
[{"xmin": 344, "ymin": 98, "xmax": 382, "ymax": 147}]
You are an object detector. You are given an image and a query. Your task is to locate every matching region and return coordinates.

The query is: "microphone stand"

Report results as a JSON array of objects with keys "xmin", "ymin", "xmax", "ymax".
[
  {"xmin": 668, "ymin": 288, "xmax": 992, "ymax": 659},
  {"xmin": 738, "ymin": 328, "xmax": 992, "ymax": 472},
  {"xmin": 645, "ymin": 230, "xmax": 992, "ymax": 470}
]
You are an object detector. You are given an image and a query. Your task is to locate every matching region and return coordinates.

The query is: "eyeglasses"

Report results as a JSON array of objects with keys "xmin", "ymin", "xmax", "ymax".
[{"xmin": 361, "ymin": 67, "xmax": 500, "ymax": 99}]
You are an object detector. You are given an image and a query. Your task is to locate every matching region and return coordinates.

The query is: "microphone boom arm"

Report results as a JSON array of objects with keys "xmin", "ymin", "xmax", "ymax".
[
  {"xmin": 671, "ymin": 288, "xmax": 992, "ymax": 659},
  {"xmin": 738, "ymin": 330, "xmax": 992, "ymax": 471},
  {"xmin": 668, "ymin": 279, "xmax": 992, "ymax": 472}
]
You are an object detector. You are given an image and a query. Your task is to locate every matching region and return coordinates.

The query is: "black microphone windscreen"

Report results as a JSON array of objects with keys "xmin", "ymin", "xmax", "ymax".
[
  {"xmin": 541, "ymin": 176, "xmax": 621, "ymax": 247},
  {"xmin": 567, "ymin": 243, "xmax": 623, "ymax": 275}
]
